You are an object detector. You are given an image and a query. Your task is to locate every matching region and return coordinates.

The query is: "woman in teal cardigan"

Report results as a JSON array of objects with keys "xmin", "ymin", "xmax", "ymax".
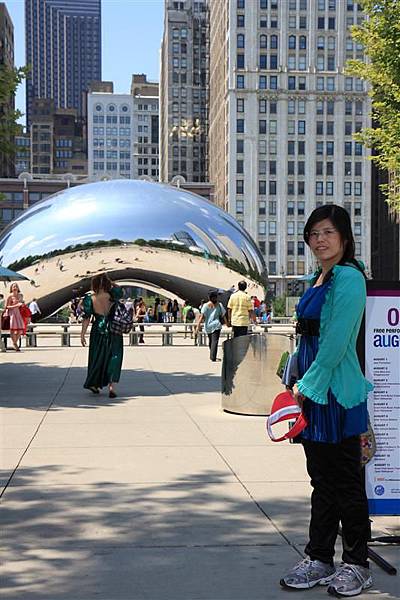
[{"xmin": 280, "ymin": 205, "xmax": 373, "ymax": 597}]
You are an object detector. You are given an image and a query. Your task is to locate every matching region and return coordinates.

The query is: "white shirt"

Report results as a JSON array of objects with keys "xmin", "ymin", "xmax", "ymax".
[{"xmin": 29, "ymin": 301, "xmax": 40, "ymax": 315}]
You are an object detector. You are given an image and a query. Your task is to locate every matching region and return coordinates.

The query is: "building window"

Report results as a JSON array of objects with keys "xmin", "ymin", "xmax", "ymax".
[
  {"xmin": 237, "ymin": 75, "xmax": 245, "ymax": 88},
  {"xmin": 237, "ymin": 119, "xmax": 244, "ymax": 133},
  {"xmin": 237, "ymin": 54, "xmax": 245, "ymax": 69},
  {"xmin": 237, "ymin": 34, "xmax": 245, "ymax": 48},
  {"xmin": 236, "ymin": 180, "xmax": 244, "ymax": 194}
]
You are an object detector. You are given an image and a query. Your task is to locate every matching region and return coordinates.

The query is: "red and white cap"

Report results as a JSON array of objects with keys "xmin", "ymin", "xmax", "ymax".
[{"xmin": 266, "ymin": 390, "xmax": 308, "ymax": 442}]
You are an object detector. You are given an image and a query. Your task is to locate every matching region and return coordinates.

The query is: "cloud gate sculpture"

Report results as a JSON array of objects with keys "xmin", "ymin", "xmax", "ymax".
[{"xmin": 0, "ymin": 179, "xmax": 267, "ymax": 318}]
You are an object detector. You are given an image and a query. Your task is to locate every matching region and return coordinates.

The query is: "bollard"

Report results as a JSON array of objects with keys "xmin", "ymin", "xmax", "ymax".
[
  {"xmin": 162, "ymin": 325, "xmax": 173, "ymax": 346},
  {"xmin": 61, "ymin": 325, "xmax": 70, "ymax": 347},
  {"xmin": 129, "ymin": 329, "xmax": 139, "ymax": 345},
  {"xmin": 26, "ymin": 326, "xmax": 37, "ymax": 347}
]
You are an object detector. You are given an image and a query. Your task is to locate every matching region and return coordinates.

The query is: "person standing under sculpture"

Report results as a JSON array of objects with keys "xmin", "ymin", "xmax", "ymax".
[
  {"xmin": 6, "ymin": 283, "xmax": 26, "ymax": 351},
  {"xmin": 280, "ymin": 205, "xmax": 373, "ymax": 597},
  {"xmin": 81, "ymin": 273, "xmax": 123, "ymax": 398},
  {"xmin": 227, "ymin": 280, "xmax": 255, "ymax": 338},
  {"xmin": 195, "ymin": 290, "xmax": 228, "ymax": 362}
]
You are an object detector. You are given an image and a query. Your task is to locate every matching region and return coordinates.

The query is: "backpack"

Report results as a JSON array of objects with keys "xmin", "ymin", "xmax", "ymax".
[
  {"xmin": 109, "ymin": 301, "xmax": 133, "ymax": 335},
  {"xmin": 186, "ymin": 307, "xmax": 195, "ymax": 322}
]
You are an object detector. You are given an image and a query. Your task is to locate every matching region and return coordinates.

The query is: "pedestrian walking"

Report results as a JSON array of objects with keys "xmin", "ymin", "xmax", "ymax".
[
  {"xmin": 195, "ymin": 290, "xmax": 228, "ymax": 362},
  {"xmin": 280, "ymin": 204, "xmax": 374, "ymax": 597},
  {"xmin": 80, "ymin": 273, "xmax": 124, "ymax": 398},
  {"xmin": 28, "ymin": 298, "xmax": 41, "ymax": 323},
  {"xmin": 182, "ymin": 300, "xmax": 195, "ymax": 338},
  {"xmin": 227, "ymin": 280, "xmax": 255, "ymax": 337}
]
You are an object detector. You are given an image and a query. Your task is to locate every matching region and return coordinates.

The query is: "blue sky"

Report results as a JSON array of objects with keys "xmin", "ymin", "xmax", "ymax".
[{"xmin": 6, "ymin": 0, "xmax": 165, "ymax": 125}]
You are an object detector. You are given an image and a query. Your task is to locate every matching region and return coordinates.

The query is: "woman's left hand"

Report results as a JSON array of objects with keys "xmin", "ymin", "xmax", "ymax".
[{"xmin": 292, "ymin": 383, "xmax": 304, "ymax": 409}]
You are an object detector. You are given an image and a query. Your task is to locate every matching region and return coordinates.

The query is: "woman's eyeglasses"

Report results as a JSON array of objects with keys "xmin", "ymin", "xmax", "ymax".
[{"xmin": 308, "ymin": 228, "xmax": 338, "ymax": 240}]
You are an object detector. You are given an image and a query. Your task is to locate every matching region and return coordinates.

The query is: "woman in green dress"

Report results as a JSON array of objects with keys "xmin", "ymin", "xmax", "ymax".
[{"xmin": 80, "ymin": 273, "xmax": 123, "ymax": 398}]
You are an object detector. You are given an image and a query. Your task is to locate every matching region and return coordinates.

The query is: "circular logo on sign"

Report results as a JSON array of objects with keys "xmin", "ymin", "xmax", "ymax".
[{"xmin": 374, "ymin": 485, "xmax": 385, "ymax": 496}]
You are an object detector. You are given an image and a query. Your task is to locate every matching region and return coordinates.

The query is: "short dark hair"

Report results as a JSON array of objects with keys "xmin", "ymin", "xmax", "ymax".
[
  {"xmin": 238, "ymin": 280, "xmax": 247, "ymax": 291},
  {"xmin": 208, "ymin": 290, "xmax": 218, "ymax": 302}
]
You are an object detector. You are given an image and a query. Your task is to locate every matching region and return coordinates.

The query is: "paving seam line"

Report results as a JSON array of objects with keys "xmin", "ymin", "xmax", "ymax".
[
  {"xmin": 0, "ymin": 350, "xmax": 78, "ymax": 499},
  {"xmin": 145, "ymin": 353, "xmax": 303, "ymax": 558}
]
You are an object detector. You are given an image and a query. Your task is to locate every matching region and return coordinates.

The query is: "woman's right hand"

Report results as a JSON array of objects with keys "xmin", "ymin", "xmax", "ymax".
[
  {"xmin": 80, "ymin": 333, "xmax": 86, "ymax": 347},
  {"xmin": 292, "ymin": 383, "xmax": 304, "ymax": 409}
]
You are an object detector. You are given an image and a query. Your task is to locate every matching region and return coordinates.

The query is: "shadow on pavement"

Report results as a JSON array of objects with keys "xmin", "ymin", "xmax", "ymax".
[{"xmin": 0, "ymin": 361, "xmax": 221, "ymax": 411}]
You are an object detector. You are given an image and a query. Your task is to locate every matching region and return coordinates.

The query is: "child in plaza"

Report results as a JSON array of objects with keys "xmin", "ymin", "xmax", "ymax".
[{"xmin": 280, "ymin": 205, "xmax": 373, "ymax": 597}]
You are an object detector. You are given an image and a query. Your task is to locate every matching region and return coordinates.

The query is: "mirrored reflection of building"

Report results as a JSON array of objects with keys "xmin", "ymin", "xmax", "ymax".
[
  {"xmin": 160, "ymin": 0, "xmax": 209, "ymax": 183},
  {"xmin": 0, "ymin": 179, "xmax": 266, "ymax": 317},
  {"xmin": 0, "ymin": 175, "xmax": 214, "ymax": 236}
]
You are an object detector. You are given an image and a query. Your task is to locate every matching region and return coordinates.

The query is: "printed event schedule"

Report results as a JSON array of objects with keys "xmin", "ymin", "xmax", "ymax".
[{"xmin": 364, "ymin": 289, "xmax": 400, "ymax": 515}]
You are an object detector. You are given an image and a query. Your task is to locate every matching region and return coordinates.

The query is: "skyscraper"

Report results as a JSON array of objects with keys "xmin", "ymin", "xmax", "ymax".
[
  {"xmin": 25, "ymin": 0, "xmax": 101, "ymax": 126},
  {"xmin": 0, "ymin": 2, "xmax": 15, "ymax": 177},
  {"xmin": 160, "ymin": 0, "xmax": 209, "ymax": 183},
  {"xmin": 208, "ymin": 0, "xmax": 372, "ymax": 296}
]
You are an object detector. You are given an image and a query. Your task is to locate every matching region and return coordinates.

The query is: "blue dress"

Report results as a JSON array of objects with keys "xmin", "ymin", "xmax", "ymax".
[{"xmin": 296, "ymin": 281, "xmax": 368, "ymax": 443}]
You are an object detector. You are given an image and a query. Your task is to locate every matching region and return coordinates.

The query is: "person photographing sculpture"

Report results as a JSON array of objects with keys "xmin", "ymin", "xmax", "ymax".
[{"xmin": 280, "ymin": 205, "xmax": 373, "ymax": 597}]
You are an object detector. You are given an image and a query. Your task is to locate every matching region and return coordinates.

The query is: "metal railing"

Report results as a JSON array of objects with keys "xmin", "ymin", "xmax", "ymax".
[{"xmin": 4, "ymin": 322, "xmax": 295, "ymax": 348}]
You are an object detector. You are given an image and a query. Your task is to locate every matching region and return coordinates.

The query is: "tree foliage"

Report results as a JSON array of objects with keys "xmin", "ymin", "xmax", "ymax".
[
  {"xmin": 347, "ymin": 0, "xmax": 400, "ymax": 215},
  {"xmin": 0, "ymin": 65, "xmax": 29, "ymax": 158}
]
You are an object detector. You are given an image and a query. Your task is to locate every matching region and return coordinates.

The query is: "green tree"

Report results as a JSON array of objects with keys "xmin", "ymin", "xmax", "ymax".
[
  {"xmin": 347, "ymin": 0, "xmax": 400, "ymax": 215},
  {"xmin": 0, "ymin": 65, "xmax": 29, "ymax": 160},
  {"xmin": 272, "ymin": 295, "xmax": 286, "ymax": 317}
]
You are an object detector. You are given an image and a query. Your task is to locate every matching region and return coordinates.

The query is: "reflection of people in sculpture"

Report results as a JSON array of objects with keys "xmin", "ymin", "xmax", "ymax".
[
  {"xmin": 6, "ymin": 283, "xmax": 26, "ymax": 352},
  {"xmin": 135, "ymin": 299, "xmax": 146, "ymax": 344},
  {"xmin": 80, "ymin": 273, "xmax": 123, "ymax": 399},
  {"xmin": 281, "ymin": 205, "xmax": 373, "ymax": 596}
]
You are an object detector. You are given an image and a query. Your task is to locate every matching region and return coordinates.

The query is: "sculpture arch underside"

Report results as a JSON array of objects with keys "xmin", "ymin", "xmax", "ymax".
[{"xmin": 0, "ymin": 180, "xmax": 267, "ymax": 317}]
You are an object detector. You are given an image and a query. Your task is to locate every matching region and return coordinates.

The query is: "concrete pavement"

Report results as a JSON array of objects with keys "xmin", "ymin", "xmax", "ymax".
[{"xmin": 0, "ymin": 340, "xmax": 399, "ymax": 600}]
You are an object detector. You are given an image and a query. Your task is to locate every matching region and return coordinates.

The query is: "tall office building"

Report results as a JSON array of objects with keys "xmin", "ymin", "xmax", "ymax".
[
  {"xmin": 0, "ymin": 2, "xmax": 15, "ymax": 177},
  {"xmin": 131, "ymin": 74, "xmax": 160, "ymax": 180},
  {"xmin": 87, "ymin": 89, "xmax": 134, "ymax": 179},
  {"xmin": 25, "ymin": 0, "xmax": 101, "ymax": 126},
  {"xmin": 30, "ymin": 98, "xmax": 87, "ymax": 175},
  {"xmin": 160, "ymin": 0, "xmax": 209, "ymax": 183},
  {"xmin": 87, "ymin": 76, "xmax": 160, "ymax": 181},
  {"xmin": 208, "ymin": 0, "xmax": 371, "ymax": 296}
]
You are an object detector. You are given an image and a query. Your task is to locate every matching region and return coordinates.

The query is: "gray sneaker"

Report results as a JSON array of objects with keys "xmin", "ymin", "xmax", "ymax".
[
  {"xmin": 327, "ymin": 563, "xmax": 372, "ymax": 597},
  {"xmin": 280, "ymin": 557, "xmax": 336, "ymax": 589}
]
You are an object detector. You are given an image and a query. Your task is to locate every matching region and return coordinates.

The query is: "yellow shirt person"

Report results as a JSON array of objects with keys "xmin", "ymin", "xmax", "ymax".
[{"xmin": 227, "ymin": 281, "xmax": 254, "ymax": 338}]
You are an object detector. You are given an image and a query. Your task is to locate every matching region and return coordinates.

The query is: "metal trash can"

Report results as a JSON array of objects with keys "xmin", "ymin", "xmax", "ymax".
[{"xmin": 221, "ymin": 332, "xmax": 292, "ymax": 416}]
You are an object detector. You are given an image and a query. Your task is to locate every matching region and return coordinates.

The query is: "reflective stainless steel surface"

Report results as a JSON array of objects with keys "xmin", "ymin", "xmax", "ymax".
[
  {"xmin": 221, "ymin": 333, "xmax": 291, "ymax": 416},
  {"xmin": 0, "ymin": 180, "xmax": 267, "ymax": 317}
]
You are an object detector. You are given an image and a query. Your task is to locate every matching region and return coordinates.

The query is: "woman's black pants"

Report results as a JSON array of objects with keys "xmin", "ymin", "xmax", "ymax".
[
  {"xmin": 208, "ymin": 329, "xmax": 221, "ymax": 361},
  {"xmin": 302, "ymin": 436, "xmax": 370, "ymax": 567}
]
